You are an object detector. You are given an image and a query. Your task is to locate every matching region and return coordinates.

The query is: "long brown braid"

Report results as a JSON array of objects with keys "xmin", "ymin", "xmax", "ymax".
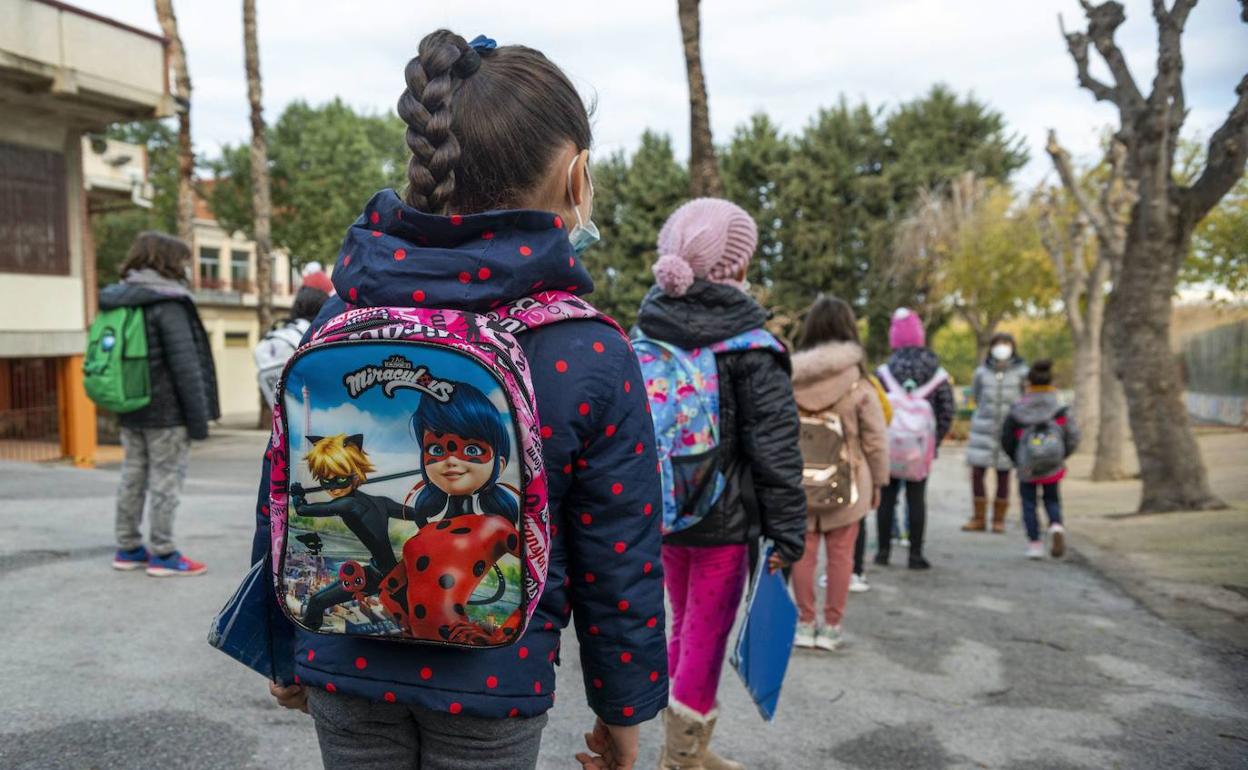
[{"xmin": 395, "ymin": 30, "xmax": 592, "ymax": 215}]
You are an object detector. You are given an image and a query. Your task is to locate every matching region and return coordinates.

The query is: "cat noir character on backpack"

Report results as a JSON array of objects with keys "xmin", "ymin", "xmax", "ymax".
[
  {"xmin": 90, "ymin": 231, "xmax": 219, "ymax": 577},
  {"xmin": 250, "ymin": 30, "xmax": 665, "ymax": 770},
  {"xmin": 1001, "ymin": 360, "xmax": 1080, "ymax": 560}
]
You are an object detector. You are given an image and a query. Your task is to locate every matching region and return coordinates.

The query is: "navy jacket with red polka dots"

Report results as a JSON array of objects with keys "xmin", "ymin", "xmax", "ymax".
[{"xmin": 249, "ymin": 189, "xmax": 668, "ymax": 725}]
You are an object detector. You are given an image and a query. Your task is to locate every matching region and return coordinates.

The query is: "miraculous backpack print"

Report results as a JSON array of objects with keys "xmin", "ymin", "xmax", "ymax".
[
  {"xmin": 634, "ymin": 328, "xmax": 786, "ymax": 534},
  {"xmin": 268, "ymin": 291, "xmax": 614, "ymax": 648}
]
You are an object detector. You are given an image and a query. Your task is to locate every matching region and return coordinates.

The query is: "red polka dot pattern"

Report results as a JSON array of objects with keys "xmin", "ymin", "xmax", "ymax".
[
  {"xmin": 449, "ymin": 702, "xmax": 463, "ymax": 714},
  {"xmin": 518, "ymin": 647, "xmax": 529, "ymax": 659},
  {"xmin": 519, "ymin": 245, "xmax": 533, "ymax": 256},
  {"xmin": 384, "ymin": 691, "xmax": 397, "ymax": 702},
  {"xmin": 348, "ymin": 287, "xmax": 358, "ymax": 301},
  {"xmin": 578, "ymin": 403, "xmax": 590, "ymax": 416},
  {"xmin": 623, "ymin": 706, "xmax": 635, "ymax": 717},
  {"xmin": 371, "ymin": 230, "xmax": 382, "ymax": 237},
  {"xmin": 482, "ymin": 231, "xmax": 494, "ymax": 240},
  {"xmin": 612, "ymin": 483, "xmax": 624, "ymax": 495},
  {"xmin": 355, "ymin": 657, "xmax": 367, "ymax": 670},
  {"xmin": 325, "ymin": 683, "xmax": 337, "ymax": 693},
  {"xmin": 554, "ymin": 215, "xmax": 563, "ymax": 229},
  {"xmin": 486, "ymin": 676, "xmax": 498, "ymax": 689},
  {"xmin": 555, "ymin": 360, "xmax": 568, "ymax": 373},
  {"xmin": 307, "ymin": 650, "xmax": 316, "ymax": 662},
  {"xmin": 450, "ymin": 214, "xmax": 463, "ymax": 225},
  {"xmin": 580, "ymin": 513, "xmax": 592, "ymax": 525},
  {"xmin": 620, "ymin": 652, "xmax": 632, "ymax": 663},
  {"xmin": 477, "ymin": 267, "xmax": 491, "ymax": 280},
  {"xmin": 370, "ymin": 211, "xmax": 380, "ymax": 224},
  {"xmin": 605, "ymin": 425, "xmax": 617, "ymax": 437},
  {"xmin": 412, "ymin": 290, "xmax": 425, "ymax": 302},
  {"xmin": 540, "ymin": 426, "xmax": 553, "ymax": 439},
  {"xmin": 458, "ymin": 272, "xmax": 471, "ymax": 284},
  {"xmin": 420, "ymin": 667, "xmax": 432, "ymax": 680},
  {"xmin": 393, "ymin": 248, "xmax": 406, "ymax": 260},
  {"xmin": 617, "ymin": 599, "xmax": 630, "ymax": 611}
]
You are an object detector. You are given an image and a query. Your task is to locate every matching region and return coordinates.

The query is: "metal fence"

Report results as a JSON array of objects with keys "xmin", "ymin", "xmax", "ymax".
[{"xmin": 1183, "ymin": 320, "xmax": 1248, "ymax": 428}]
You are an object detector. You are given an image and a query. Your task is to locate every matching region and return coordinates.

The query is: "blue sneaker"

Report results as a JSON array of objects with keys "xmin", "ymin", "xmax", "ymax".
[
  {"xmin": 112, "ymin": 545, "xmax": 150, "ymax": 571},
  {"xmin": 145, "ymin": 551, "xmax": 207, "ymax": 578}
]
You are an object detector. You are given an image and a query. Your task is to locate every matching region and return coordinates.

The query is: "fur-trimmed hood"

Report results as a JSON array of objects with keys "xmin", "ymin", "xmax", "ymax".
[{"xmin": 791, "ymin": 341, "xmax": 864, "ymax": 412}]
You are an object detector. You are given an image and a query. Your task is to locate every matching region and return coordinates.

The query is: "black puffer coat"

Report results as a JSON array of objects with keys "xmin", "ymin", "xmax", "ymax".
[
  {"xmin": 636, "ymin": 281, "xmax": 806, "ymax": 564},
  {"xmin": 98, "ymin": 279, "xmax": 220, "ymax": 439}
]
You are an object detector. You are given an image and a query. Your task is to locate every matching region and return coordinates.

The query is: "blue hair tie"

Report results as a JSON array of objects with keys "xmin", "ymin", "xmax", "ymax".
[{"xmin": 468, "ymin": 35, "xmax": 497, "ymax": 52}]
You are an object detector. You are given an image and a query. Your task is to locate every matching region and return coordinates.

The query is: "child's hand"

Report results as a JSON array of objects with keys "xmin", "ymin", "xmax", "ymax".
[
  {"xmin": 575, "ymin": 718, "xmax": 638, "ymax": 769},
  {"xmin": 767, "ymin": 551, "xmax": 788, "ymax": 574},
  {"xmin": 871, "ymin": 486, "xmax": 881, "ymax": 510},
  {"xmin": 269, "ymin": 681, "xmax": 309, "ymax": 714}
]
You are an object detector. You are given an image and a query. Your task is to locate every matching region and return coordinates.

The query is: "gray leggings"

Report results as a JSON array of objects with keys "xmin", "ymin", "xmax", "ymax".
[{"xmin": 307, "ymin": 689, "xmax": 548, "ymax": 770}]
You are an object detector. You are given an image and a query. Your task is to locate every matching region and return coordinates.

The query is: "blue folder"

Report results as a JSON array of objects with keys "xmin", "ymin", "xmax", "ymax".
[
  {"xmin": 730, "ymin": 543, "xmax": 798, "ymax": 721},
  {"xmin": 207, "ymin": 555, "xmax": 295, "ymax": 685}
]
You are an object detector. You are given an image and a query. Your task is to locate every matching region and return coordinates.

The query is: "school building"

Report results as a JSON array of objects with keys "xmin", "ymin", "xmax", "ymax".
[
  {"xmin": 189, "ymin": 182, "xmax": 299, "ymax": 422},
  {"xmin": 0, "ymin": 0, "xmax": 174, "ymax": 465}
]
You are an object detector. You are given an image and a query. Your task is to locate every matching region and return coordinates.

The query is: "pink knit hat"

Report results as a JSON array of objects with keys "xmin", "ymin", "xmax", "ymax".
[
  {"xmin": 652, "ymin": 198, "xmax": 758, "ymax": 297},
  {"xmin": 889, "ymin": 307, "xmax": 926, "ymax": 349}
]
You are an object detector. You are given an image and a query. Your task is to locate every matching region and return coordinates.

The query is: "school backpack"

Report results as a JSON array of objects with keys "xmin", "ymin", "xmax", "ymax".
[
  {"xmin": 633, "ymin": 328, "xmax": 786, "ymax": 535},
  {"xmin": 798, "ymin": 387, "xmax": 858, "ymax": 516},
  {"xmin": 267, "ymin": 291, "xmax": 618, "ymax": 648},
  {"xmin": 83, "ymin": 306, "xmax": 151, "ymax": 413},
  {"xmin": 878, "ymin": 364, "xmax": 949, "ymax": 481},
  {"xmin": 1016, "ymin": 413, "xmax": 1066, "ymax": 482},
  {"xmin": 254, "ymin": 318, "xmax": 310, "ymax": 409}
]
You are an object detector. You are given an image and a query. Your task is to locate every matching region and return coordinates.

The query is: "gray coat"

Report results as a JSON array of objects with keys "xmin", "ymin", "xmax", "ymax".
[{"xmin": 966, "ymin": 357, "xmax": 1028, "ymax": 469}]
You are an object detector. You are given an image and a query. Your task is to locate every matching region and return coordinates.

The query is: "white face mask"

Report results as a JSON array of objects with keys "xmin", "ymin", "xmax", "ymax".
[{"xmin": 991, "ymin": 344, "xmax": 1013, "ymax": 362}]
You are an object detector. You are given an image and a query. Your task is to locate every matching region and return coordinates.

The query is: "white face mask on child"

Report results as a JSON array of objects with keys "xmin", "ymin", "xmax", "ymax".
[{"xmin": 991, "ymin": 344, "xmax": 1013, "ymax": 362}]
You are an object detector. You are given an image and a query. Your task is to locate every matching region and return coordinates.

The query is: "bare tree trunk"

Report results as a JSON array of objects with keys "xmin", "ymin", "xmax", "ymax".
[
  {"xmin": 1105, "ymin": 225, "xmax": 1217, "ymax": 509},
  {"xmin": 1056, "ymin": 2, "xmax": 1248, "ymax": 508},
  {"xmin": 243, "ymin": 0, "xmax": 273, "ymax": 333},
  {"xmin": 677, "ymin": 0, "xmax": 722, "ymax": 197},
  {"xmin": 1091, "ymin": 333, "xmax": 1128, "ymax": 480},
  {"xmin": 1070, "ymin": 333, "xmax": 1100, "ymax": 450},
  {"xmin": 154, "ymin": 0, "xmax": 193, "ymax": 243}
]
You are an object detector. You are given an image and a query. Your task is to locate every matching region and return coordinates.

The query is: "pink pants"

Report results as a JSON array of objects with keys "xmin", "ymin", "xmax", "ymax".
[
  {"xmin": 662, "ymin": 543, "xmax": 748, "ymax": 715},
  {"xmin": 792, "ymin": 521, "xmax": 859, "ymax": 627}
]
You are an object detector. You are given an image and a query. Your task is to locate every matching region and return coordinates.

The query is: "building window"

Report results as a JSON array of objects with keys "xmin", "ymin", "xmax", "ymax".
[
  {"xmin": 0, "ymin": 143, "xmax": 69, "ymax": 275},
  {"xmin": 199, "ymin": 246, "xmax": 221, "ymax": 289},
  {"xmin": 231, "ymin": 250, "xmax": 251, "ymax": 292}
]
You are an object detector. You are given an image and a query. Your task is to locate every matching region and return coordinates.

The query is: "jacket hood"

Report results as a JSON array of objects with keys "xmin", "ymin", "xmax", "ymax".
[
  {"xmin": 329, "ymin": 189, "xmax": 592, "ymax": 312},
  {"xmin": 1010, "ymin": 389, "xmax": 1061, "ymax": 424},
  {"xmin": 99, "ymin": 269, "xmax": 194, "ymax": 310},
  {"xmin": 791, "ymin": 341, "xmax": 864, "ymax": 412},
  {"xmin": 635, "ymin": 279, "xmax": 769, "ymax": 348}
]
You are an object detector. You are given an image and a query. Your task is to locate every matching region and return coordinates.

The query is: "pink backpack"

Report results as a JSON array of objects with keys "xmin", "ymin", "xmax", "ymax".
[
  {"xmin": 878, "ymin": 364, "xmax": 949, "ymax": 481},
  {"xmin": 267, "ymin": 291, "xmax": 616, "ymax": 648}
]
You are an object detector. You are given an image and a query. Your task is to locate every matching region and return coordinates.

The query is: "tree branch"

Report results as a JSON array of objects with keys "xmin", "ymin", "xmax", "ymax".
[
  {"xmin": 1151, "ymin": 0, "xmax": 1194, "ymax": 136},
  {"xmin": 1059, "ymin": 14, "xmax": 1117, "ymax": 105},
  {"xmin": 1085, "ymin": 2, "xmax": 1145, "ymax": 107},
  {"xmin": 1047, "ymin": 130, "xmax": 1111, "ymax": 239},
  {"xmin": 1184, "ymin": 73, "xmax": 1248, "ymax": 224}
]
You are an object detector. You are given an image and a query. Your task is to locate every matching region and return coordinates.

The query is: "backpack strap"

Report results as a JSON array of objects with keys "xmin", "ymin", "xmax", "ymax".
[
  {"xmin": 489, "ymin": 290, "xmax": 624, "ymax": 338},
  {"xmin": 877, "ymin": 364, "xmax": 905, "ymax": 395},
  {"xmin": 912, "ymin": 368, "xmax": 949, "ymax": 399}
]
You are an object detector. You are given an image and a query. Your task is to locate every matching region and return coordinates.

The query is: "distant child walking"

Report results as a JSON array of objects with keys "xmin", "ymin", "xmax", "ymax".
[
  {"xmin": 99, "ymin": 231, "xmax": 219, "ymax": 577},
  {"xmin": 874, "ymin": 308, "xmax": 955, "ymax": 569},
  {"xmin": 1001, "ymin": 360, "xmax": 1080, "ymax": 559},
  {"xmin": 790, "ymin": 295, "xmax": 889, "ymax": 650}
]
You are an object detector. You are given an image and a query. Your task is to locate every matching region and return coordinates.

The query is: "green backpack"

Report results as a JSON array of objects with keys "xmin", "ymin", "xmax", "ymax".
[{"xmin": 83, "ymin": 306, "xmax": 151, "ymax": 413}]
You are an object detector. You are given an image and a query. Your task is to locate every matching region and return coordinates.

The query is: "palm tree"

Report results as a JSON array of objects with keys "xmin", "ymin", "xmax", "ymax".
[
  {"xmin": 154, "ymin": 0, "xmax": 193, "ymax": 243},
  {"xmin": 677, "ymin": 0, "xmax": 722, "ymax": 197},
  {"xmin": 243, "ymin": 0, "xmax": 273, "ymax": 334}
]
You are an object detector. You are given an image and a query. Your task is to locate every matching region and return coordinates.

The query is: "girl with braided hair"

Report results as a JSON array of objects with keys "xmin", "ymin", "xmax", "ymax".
[{"xmin": 258, "ymin": 30, "xmax": 665, "ymax": 770}]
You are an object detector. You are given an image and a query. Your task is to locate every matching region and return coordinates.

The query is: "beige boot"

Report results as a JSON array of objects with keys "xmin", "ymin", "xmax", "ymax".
[
  {"xmin": 658, "ymin": 704, "xmax": 705, "ymax": 769},
  {"xmin": 962, "ymin": 497, "xmax": 988, "ymax": 531},
  {"xmin": 991, "ymin": 498, "xmax": 1009, "ymax": 534},
  {"xmin": 659, "ymin": 701, "xmax": 744, "ymax": 770}
]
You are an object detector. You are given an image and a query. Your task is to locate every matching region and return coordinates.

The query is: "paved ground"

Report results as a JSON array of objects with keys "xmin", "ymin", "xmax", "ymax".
[{"xmin": 1, "ymin": 431, "xmax": 1245, "ymax": 769}]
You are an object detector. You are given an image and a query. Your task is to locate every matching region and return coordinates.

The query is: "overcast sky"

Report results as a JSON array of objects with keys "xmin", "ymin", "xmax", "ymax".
[{"xmin": 86, "ymin": 0, "xmax": 1245, "ymax": 189}]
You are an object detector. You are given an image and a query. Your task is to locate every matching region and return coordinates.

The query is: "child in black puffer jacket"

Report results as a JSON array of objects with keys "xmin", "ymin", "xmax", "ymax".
[{"xmin": 874, "ymin": 308, "xmax": 955, "ymax": 569}]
